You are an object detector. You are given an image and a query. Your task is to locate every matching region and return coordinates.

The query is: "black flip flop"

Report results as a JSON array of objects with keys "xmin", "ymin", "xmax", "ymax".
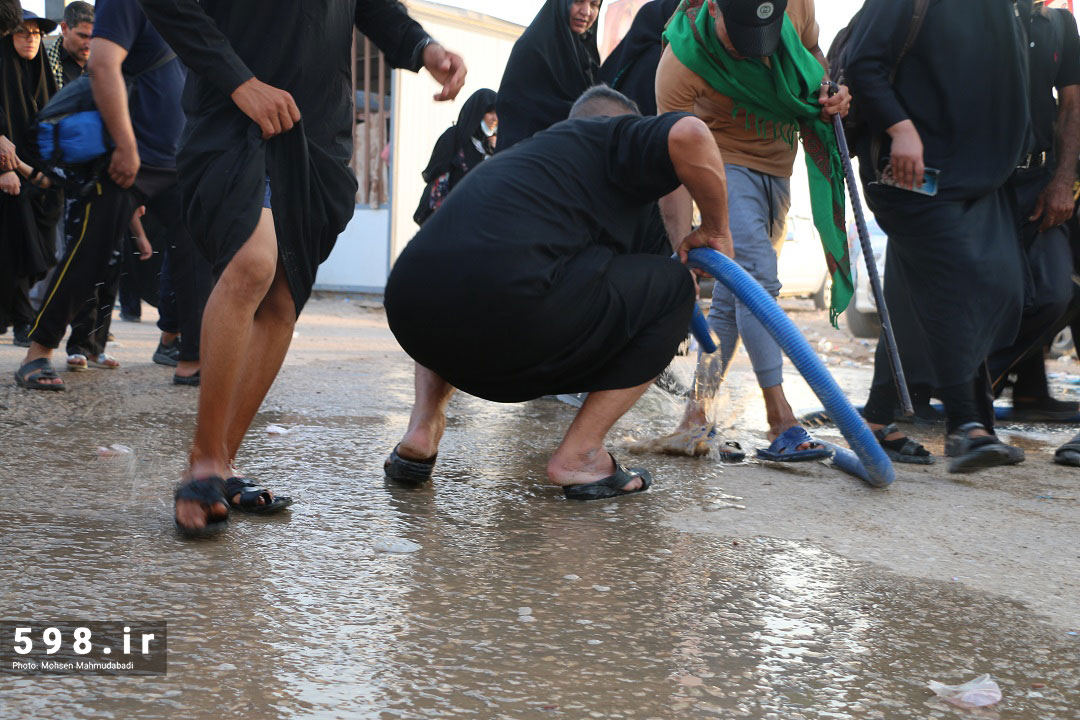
[
  {"xmin": 384, "ymin": 445, "xmax": 437, "ymax": 486},
  {"xmin": 173, "ymin": 476, "xmax": 229, "ymax": 538},
  {"xmin": 874, "ymin": 423, "xmax": 935, "ymax": 465},
  {"xmin": 225, "ymin": 477, "xmax": 293, "ymax": 514},
  {"xmin": 1054, "ymin": 433, "xmax": 1080, "ymax": 467},
  {"xmin": 14, "ymin": 357, "xmax": 65, "ymax": 391},
  {"xmin": 563, "ymin": 456, "xmax": 652, "ymax": 501}
]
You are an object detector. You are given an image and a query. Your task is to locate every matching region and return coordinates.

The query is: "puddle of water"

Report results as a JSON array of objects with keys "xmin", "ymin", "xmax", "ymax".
[{"xmin": 1, "ymin": 393, "xmax": 1077, "ymax": 720}]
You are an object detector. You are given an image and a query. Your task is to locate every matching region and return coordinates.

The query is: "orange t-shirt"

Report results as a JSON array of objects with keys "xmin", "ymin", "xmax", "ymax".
[{"xmin": 655, "ymin": 0, "xmax": 821, "ymax": 178}]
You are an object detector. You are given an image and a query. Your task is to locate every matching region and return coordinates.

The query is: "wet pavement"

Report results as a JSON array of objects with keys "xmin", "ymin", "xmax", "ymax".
[{"xmin": 1, "ymin": 298, "xmax": 1078, "ymax": 719}]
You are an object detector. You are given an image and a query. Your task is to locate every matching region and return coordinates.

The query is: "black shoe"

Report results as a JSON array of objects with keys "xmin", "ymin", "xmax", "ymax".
[
  {"xmin": 153, "ymin": 338, "xmax": 181, "ymax": 367},
  {"xmin": 12, "ymin": 324, "xmax": 31, "ymax": 348},
  {"xmin": 119, "ymin": 312, "xmax": 141, "ymax": 323}
]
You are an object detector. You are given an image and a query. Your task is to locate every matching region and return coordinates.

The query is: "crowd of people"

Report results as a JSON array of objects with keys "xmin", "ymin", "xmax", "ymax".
[{"xmin": 1, "ymin": 0, "xmax": 1079, "ymax": 536}]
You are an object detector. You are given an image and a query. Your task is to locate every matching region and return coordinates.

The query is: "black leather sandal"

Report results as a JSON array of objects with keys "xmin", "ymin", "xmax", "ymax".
[
  {"xmin": 563, "ymin": 455, "xmax": 652, "ymax": 501},
  {"xmin": 873, "ymin": 423, "xmax": 934, "ymax": 465},
  {"xmin": 225, "ymin": 477, "xmax": 293, "ymax": 514}
]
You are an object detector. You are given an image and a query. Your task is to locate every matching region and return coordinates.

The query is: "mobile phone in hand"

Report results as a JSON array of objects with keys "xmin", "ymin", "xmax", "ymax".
[{"xmin": 875, "ymin": 165, "xmax": 941, "ymax": 196}]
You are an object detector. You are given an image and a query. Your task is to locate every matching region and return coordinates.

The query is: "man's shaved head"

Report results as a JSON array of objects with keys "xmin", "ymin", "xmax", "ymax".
[{"xmin": 569, "ymin": 85, "xmax": 642, "ymax": 119}]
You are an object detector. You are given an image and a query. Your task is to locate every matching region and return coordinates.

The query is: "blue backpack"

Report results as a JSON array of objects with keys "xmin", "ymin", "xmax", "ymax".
[{"xmin": 31, "ymin": 50, "xmax": 176, "ymax": 169}]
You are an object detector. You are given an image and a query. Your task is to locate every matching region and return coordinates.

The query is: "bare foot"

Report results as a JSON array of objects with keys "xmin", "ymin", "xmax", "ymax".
[
  {"xmin": 224, "ymin": 463, "xmax": 275, "ymax": 507},
  {"xmin": 398, "ymin": 416, "xmax": 445, "ymax": 462},
  {"xmin": 767, "ymin": 423, "xmax": 822, "ymax": 452},
  {"xmin": 546, "ymin": 448, "xmax": 643, "ymax": 491},
  {"xmin": 175, "ymin": 360, "xmax": 200, "ymax": 379},
  {"xmin": 628, "ymin": 425, "xmax": 715, "ymax": 457},
  {"xmin": 20, "ymin": 344, "xmax": 62, "ymax": 386},
  {"xmin": 174, "ymin": 479, "xmax": 229, "ymax": 531}
]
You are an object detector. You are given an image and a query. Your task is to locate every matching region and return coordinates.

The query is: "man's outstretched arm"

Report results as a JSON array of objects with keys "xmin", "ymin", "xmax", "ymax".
[
  {"xmin": 355, "ymin": 0, "xmax": 466, "ymax": 101},
  {"xmin": 664, "ymin": 116, "xmax": 733, "ymax": 263}
]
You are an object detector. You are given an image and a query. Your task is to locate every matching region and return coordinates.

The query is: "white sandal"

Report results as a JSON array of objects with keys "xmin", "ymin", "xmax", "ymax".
[
  {"xmin": 66, "ymin": 353, "xmax": 88, "ymax": 372},
  {"xmin": 88, "ymin": 353, "xmax": 120, "ymax": 369}
]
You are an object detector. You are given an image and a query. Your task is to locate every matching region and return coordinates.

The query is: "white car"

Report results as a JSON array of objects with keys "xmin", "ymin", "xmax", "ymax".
[
  {"xmin": 695, "ymin": 214, "xmax": 830, "ymax": 308},
  {"xmin": 777, "ymin": 214, "xmax": 831, "ymax": 309},
  {"xmin": 845, "ymin": 214, "xmax": 888, "ymax": 338}
]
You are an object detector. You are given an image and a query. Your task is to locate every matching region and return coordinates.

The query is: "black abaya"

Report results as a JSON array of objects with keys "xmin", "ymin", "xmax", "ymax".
[
  {"xmin": 598, "ymin": 0, "xmax": 679, "ymax": 116},
  {"xmin": 495, "ymin": 0, "xmax": 602, "ymax": 152},
  {"xmin": 385, "ymin": 113, "xmax": 696, "ymax": 403},
  {"xmin": 414, "ymin": 87, "xmax": 496, "ymax": 225},
  {"xmin": 846, "ymin": 0, "xmax": 1031, "ymax": 428},
  {"xmin": 0, "ymin": 35, "xmax": 62, "ymax": 327},
  {"xmin": 138, "ymin": 0, "xmax": 431, "ymax": 315}
]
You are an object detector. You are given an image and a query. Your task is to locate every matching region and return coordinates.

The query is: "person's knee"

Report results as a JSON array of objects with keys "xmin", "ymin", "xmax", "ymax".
[
  {"xmin": 219, "ymin": 251, "xmax": 277, "ymax": 302},
  {"xmin": 258, "ymin": 274, "xmax": 297, "ymax": 325}
]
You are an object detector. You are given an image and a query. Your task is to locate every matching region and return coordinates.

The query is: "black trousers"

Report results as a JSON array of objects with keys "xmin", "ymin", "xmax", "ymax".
[
  {"xmin": 987, "ymin": 166, "xmax": 1075, "ymax": 394},
  {"xmin": 144, "ymin": 183, "xmax": 212, "ymax": 363},
  {"xmin": 29, "ymin": 168, "xmax": 175, "ymax": 350},
  {"xmin": 62, "ymin": 196, "xmax": 123, "ymax": 357}
]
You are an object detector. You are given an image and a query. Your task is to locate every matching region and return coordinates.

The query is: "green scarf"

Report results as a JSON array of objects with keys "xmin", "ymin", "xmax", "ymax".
[{"xmin": 663, "ymin": 0, "xmax": 852, "ymax": 325}]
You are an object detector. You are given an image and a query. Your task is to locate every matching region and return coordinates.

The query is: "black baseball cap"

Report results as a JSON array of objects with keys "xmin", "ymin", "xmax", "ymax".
[{"xmin": 716, "ymin": 0, "xmax": 788, "ymax": 57}]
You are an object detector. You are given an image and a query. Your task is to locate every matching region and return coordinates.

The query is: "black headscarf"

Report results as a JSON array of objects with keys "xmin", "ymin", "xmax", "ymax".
[
  {"xmin": 421, "ymin": 87, "xmax": 497, "ymax": 183},
  {"xmin": 0, "ymin": 28, "xmax": 62, "ymax": 283},
  {"xmin": 598, "ymin": 0, "xmax": 679, "ymax": 116},
  {"xmin": 0, "ymin": 28, "xmax": 57, "ymax": 150},
  {"xmin": 495, "ymin": 0, "xmax": 603, "ymax": 152}
]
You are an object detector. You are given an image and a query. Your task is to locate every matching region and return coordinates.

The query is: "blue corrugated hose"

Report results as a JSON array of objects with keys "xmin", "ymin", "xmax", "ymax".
[
  {"xmin": 690, "ymin": 306, "xmax": 718, "ymax": 353},
  {"xmin": 686, "ymin": 248, "xmax": 894, "ymax": 488}
]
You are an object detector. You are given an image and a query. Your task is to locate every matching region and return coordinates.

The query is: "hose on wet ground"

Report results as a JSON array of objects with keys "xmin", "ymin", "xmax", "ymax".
[{"xmin": 685, "ymin": 248, "xmax": 895, "ymax": 488}]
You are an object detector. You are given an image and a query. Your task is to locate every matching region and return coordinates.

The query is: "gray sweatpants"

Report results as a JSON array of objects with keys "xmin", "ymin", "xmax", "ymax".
[{"xmin": 707, "ymin": 164, "xmax": 791, "ymax": 389}]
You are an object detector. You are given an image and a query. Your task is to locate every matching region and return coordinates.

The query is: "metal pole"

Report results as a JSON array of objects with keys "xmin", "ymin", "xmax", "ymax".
[{"xmin": 828, "ymin": 85, "xmax": 915, "ymax": 417}]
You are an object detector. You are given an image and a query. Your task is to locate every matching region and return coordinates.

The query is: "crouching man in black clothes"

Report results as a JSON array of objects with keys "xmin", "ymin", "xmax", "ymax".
[{"xmin": 384, "ymin": 87, "xmax": 732, "ymax": 500}]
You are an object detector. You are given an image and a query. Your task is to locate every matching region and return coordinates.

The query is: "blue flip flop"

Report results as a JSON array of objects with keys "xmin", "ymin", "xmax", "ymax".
[{"xmin": 756, "ymin": 426, "xmax": 833, "ymax": 463}]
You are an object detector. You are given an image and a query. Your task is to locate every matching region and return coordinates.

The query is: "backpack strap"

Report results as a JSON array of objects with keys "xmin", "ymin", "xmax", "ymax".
[
  {"xmin": 873, "ymin": 0, "xmax": 932, "ymax": 171},
  {"xmin": 124, "ymin": 49, "xmax": 178, "ymax": 83},
  {"xmin": 889, "ymin": 0, "xmax": 931, "ymax": 84}
]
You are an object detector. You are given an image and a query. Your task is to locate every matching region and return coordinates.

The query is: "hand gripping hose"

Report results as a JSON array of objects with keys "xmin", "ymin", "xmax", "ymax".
[{"xmin": 685, "ymin": 248, "xmax": 894, "ymax": 488}]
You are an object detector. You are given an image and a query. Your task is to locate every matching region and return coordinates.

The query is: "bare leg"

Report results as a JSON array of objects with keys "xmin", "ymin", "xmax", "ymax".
[
  {"xmin": 547, "ymin": 380, "xmax": 653, "ymax": 489},
  {"xmin": 177, "ymin": 209, "xmax": 278, "ymax": 530},
  {"xmin": 634, "ymin": 349, "xmax": 729, "ymax": 457},
  {"xmin": 222, "ymin": 263, "xmax": 296, "ymax": 462},
  {"xmin": 397, "ymin": 363, "xmax": 455, "ymax": 460}
]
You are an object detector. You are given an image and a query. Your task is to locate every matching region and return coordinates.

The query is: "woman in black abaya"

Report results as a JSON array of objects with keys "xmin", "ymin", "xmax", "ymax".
[
  {"xmin": 495, "ymin": 0, "xmax": 602, "ymax": 152},
  {"xmin": 414, "ymin": 87, "xmax": 497, "ymax": 226},
  {"xmin": 598, "ymin": 0, "xmax": 678, "ymax": 117},
  {"xmin": 0, "ymin": 12, "xmax": 62, "ymax": 339}
]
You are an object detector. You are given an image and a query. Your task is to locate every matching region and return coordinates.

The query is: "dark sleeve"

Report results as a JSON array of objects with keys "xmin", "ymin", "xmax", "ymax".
[
  {"xmin": 844, "ymin": 0, "xmax": 914, "ymax": 134},
  {"xmin": 354, "ymin": 0, "xmax": 432, "ymax": 72},
  {"xmin": 606, "ymin": 112, "xmax": 692, "ymax": 203},
  {"xmin": 92, "ymin": 0, "xmax": 144, "ymax": 52},
  {"xmin": 137, "ymin": 0, "xmax": 254, "ymax": 96},
  {"xmin": 1056, "ymin": 9, "xmax": 1080, "ymax": 89}
]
